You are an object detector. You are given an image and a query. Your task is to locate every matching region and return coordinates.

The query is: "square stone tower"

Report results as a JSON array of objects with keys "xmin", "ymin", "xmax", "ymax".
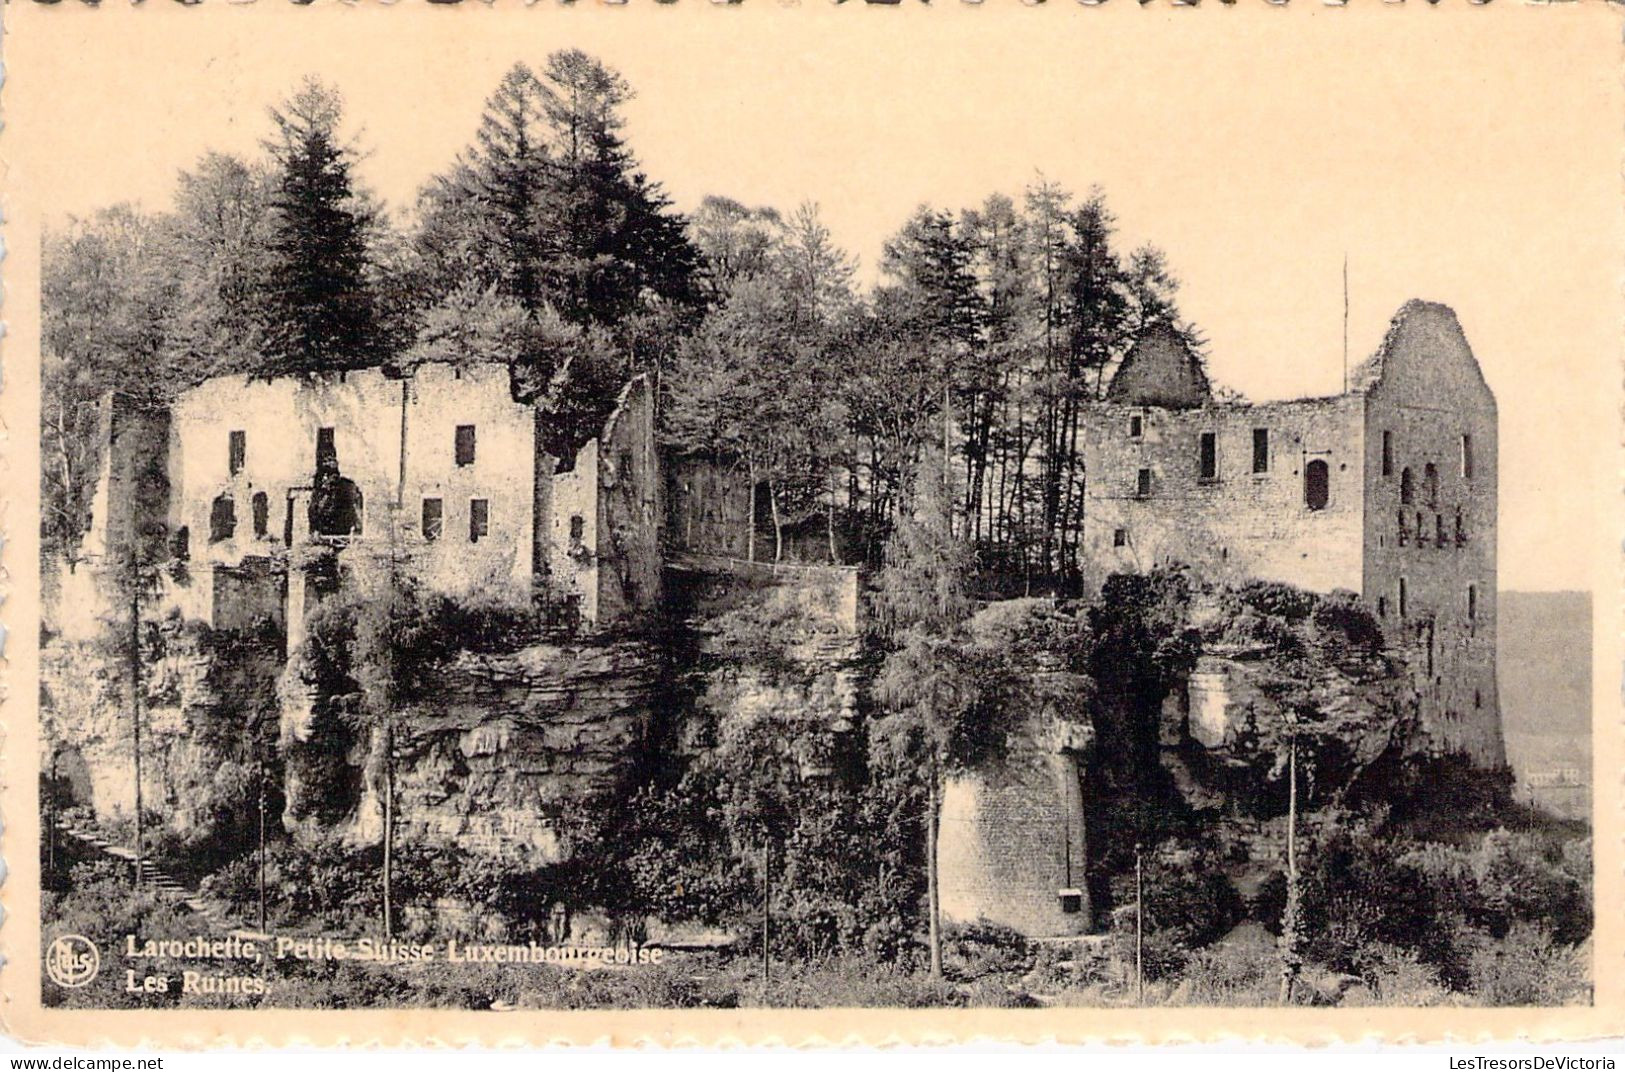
[{"xmin": 1080, "ymin": 301, "xmax": 1503, "ymax": 768}]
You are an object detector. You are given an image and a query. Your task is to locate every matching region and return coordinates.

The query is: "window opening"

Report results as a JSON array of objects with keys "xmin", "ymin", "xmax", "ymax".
[
  {"xmin": 209, "ymin": 494, "xmax": 236, "ymax": 543},
  {"xmin": 1199, "ymin": 433, "xmax": 1217, "ymax": 481},
  {"xmin": 470, "ymin": 498, "xmax": 489, "ymax": 542},
  {"xmin": 1304, "ymin": 459, "xmax": 1329, "ymax": 511},
  {"xmin": 455, "ymin": 425, "xmax": 477, "ymax": 467},
  {"xmin": 422, "ymin": 498, "xmax": 443, "ymax": 542},
  {"xmin": 229, "ymin": 430, "xmax": 246, "ymax": 476},
  {"xmin": 1253, "ymin": 428, "xmax": 1269, "ymax": 474}
]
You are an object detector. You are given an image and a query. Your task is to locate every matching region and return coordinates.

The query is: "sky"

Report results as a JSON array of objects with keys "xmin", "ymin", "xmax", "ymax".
[{"xmin": 10, "ymin": 1, "xmax": 1619, "ymax": 592}]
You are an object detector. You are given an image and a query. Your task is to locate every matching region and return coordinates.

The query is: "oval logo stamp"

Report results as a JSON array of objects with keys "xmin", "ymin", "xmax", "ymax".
[{"xmin": 45, "ymin": 934, "xmax": 100, "ymax": 989}]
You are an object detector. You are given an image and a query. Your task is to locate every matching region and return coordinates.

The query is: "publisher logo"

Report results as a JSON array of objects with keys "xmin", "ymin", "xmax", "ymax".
[{"xmin": 45, "ymin": 935, "xmax": 99, "ymax": 988}]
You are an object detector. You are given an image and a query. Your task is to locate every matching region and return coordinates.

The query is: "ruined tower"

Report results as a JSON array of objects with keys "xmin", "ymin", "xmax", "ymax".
[{"xmin": 1080, "ymin": 301, "xmax": 1503, "ymax": 767}]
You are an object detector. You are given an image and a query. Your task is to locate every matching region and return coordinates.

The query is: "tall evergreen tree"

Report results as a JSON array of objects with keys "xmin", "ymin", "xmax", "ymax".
[
  {"xmin": 535, "ymin": 49, "xmax": 700, "ymax": 326},
  {"xmin": 261, "ymin": 79, "xmax": 378, "ymax": 376}
]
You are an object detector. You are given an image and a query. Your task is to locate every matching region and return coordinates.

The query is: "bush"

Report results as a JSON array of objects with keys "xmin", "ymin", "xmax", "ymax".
[
  {"xmin": 1341, "ymin": 943, "xmax": 1452, "ymax": 1007},
  {"xmin": 1107, "ymin": 845, "xmax": 1243, "ymax": 980},
  {"xmin": 1466, "ymin": 923, "xmax": 1588, "ymax": 1006},
  {"xmin": 943, "ymin": 921, "xmax": 1034, "ymax": 981},
  {"xmin": 1234, "ymin": 581, "xmax": 1316, "ymax": 623},
  {"xmin": 1311, "ymin": 592, "xmax": 1384, "ymax": 658},
  {"xmin": 1172, "ymin": 928, "xmax": 1287, "ymax": 1006},
  {"xmin": 43, "ymin": 860, "xmax": 204, "ymax": 1009}
]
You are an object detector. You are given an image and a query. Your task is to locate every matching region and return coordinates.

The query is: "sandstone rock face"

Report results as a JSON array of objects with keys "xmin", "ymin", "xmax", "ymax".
[
  {"xmin": 364, "ymin": 637, "xmax": 663, "ymax": 864},
  {"xmin": 44, "ymin": 619, "xmax": 664, "ymax": 868},
  {"xmin": 41, "ymin": 622, "xmax": 281, "ymax": 839}
]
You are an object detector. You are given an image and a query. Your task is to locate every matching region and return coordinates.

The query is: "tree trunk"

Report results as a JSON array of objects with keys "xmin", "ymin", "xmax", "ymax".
[
  {"xmin": 827, "ymin": 469, "xmax": 839, "ymax": 564},
  {"xmin": 746, "ymin": 457, "xmax": 758, "ymax": 563},
  {"xmin": 383, "ymin": 722, "xmax": 395, "ymax": 940},
  {"xmin": 258, "ymin": 763, "xmax": 268, "ymax": 933},
  {"xmin": 1279, "ymin": 734, "xmax": 1301, "ymax": 1005},
  {"xmin": 769, "ymin": 478, "xmax": 783, "ymax": 565},
  {"xmin": 130, "ymin": 589, "xmax": 144, "ymax": 889},
  {"xmin": 927, "ymin": 757, "xmax": 942, "ymax": 979}
]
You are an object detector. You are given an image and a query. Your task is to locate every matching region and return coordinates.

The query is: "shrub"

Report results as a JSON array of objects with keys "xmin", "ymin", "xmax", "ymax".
[
  {"xmin": 1107, "ymin": 845, "xmax": 1243, "ymax": 980},
  {"xmin": 1173, "ymin": 928, "xmax": 1286, "ymax": 1006},
  {"xmin": 1466, "ymin": 923, "xmax": 1587, "ymax": 1006},
  {"xmin": 1234, "ymin": 581, "xmax": 1316, "ymax": 623},
  {"xmin": 943, "ymin": 921, "xmax": 1035, "ymax": 981},
  {"xmin": 1311, "ymin": 592, "xmax": 1384, "ymax": 658}
]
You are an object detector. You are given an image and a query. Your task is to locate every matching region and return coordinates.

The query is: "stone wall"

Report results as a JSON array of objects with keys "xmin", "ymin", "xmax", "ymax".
[
  {"xmin": 939, "ymin": 664, "xmax": 1093, "ymax": 937},
  {"xmin": 594, "ymin": 375, "xmax": 662, "ymax": 628},
  {"xmin": 1359, "ymin": 302, "xmax": 1502, "ymax": 766},
  {"xmin": 1080, "ymin": 395, "xmax": 1367, "ymax": 597},
  {"xmin": 163, "ymin": 363, "xmax": 544, "ymax": 609}
]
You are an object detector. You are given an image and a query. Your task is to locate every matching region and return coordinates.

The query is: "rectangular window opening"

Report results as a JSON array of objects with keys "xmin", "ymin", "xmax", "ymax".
[
  {"xmin": 455, "ymin": 424, "xmax": 477, "ymax": 467},
  {"xmin": 1113, "ymin": 528, "xmax": 1128, "ymax": 548},
  {"xmin": 469, "ymin": 498, "xmax": 489, "ymax": 543},
  {"xmin": 1382, "ymin": 430, "xmax": 1393, "ymax": 477},
  {"xmin": 1136, "ymin": 468, "xmax": 1152, "ymax": 497},
  {"xmin": 1252, "ymin": 428, "xmax": 1269, "ymax": 474},
  {"xmin": 1399, "ymin": 578, "xmax": 1408, "ymax": 618},
  {"xmin": 1461, "ymin": 433, "xmax": 1474, "ymax": 480},
  {"xmin": 229, "ymin": 430, "xmax": 246, "ymax": 476},
  {"xmin": 1199, "ymin": 432, "xmax": 1217, "ymax": 482},
  {"xmin": 1129, "ymin": 415, "xmax": 1143, "ymax": 439},
  {"xmin": 422, "ymin": 498, "xmax": 443, "ymax": 542},
  {"xmin": 316, "ymin": 427, "xmax": 336, "ymax": 470},
  {"xmin": 1467, "ymin": 583, "xmax": 1477, "ymax": 621}
]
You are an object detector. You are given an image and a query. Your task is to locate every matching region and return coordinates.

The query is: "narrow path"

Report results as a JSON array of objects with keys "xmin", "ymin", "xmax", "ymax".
[{"xmin": 54, "ymin": 819, "xmax": 258, "ymax": 936}]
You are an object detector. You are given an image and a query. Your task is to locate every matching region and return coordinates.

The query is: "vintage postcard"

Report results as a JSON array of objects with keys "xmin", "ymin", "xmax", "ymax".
[{"xmin": 1, "ymin": 0, "xmax": 1620, "ymax": 1048}]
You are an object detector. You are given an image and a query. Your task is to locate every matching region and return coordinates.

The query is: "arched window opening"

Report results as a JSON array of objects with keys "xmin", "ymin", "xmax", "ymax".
[
  {"xmin": 1400, "ymin": 467, "xmax": 1414, "ymax": 505},
  {"xmin": 252, "ymin": 492, "xmax": 269, "ymax": 539},
  {"xmin": 209, "ymin": 494, "xmax": 236, "ymax": 543},
  {"xmin": 1455, "ymin": 509, "xmax": 1467, "ymax": 547},
  {"xmin": 1424, "ymin": 463, "xmax": 1439, "ymax": 508},
  {"xmin": 1304, "ymin": 459, "xmax": 1329, "ymax": 511}
]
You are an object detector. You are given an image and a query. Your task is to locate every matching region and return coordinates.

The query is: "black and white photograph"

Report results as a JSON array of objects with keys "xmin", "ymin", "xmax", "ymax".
[{"xmin": 6, "ymin": 0, "xmax": 1617, "ymax": 1041}]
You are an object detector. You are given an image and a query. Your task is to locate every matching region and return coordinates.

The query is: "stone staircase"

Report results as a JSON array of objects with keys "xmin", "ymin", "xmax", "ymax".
[{"xmin": 55, "ymin": 819, "xmax": 243, "ymax": 932}]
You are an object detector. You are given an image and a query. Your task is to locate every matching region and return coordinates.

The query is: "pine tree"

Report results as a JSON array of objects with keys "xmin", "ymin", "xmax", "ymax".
[
  {"xmin": 536, "ymin": 49, "xmax": 701, "ymax": 326},
  {"xmin": 261, "ymin": 79, "xmax": 377, "ymax": 376}
]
